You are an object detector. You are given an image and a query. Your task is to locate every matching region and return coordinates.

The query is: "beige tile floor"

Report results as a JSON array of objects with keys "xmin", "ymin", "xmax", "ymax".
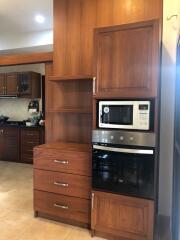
[{"xmin": 0, "ymin": 161, "xmax": 104, "ymax": 240}]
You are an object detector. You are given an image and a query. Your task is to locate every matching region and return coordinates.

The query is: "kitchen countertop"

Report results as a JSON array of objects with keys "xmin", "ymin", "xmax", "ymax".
[{"xmin": 0, "ymin": 121, "xmax": 45, "ymax": 129}]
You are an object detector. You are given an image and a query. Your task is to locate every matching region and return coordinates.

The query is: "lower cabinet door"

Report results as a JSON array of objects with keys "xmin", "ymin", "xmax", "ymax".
[
  {"xmin": 91, "ymin": 191, "xmax": 154, "ymax": 240},
  {"xmin": 34, "ymin": 190, "xmax": 90, "ymax": 224}
]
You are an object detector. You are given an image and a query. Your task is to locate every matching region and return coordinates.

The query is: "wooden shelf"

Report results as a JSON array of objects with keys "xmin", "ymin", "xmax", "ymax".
[
  {"xmin": 47, "ymin": 75, "xmax": 94, "ymax": 81},
  {"xmin": 47, "ymin": 107, "xmax": 92, "ymax": 114}
]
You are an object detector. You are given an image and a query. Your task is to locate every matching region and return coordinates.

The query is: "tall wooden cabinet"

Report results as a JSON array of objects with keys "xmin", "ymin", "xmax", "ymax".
[{"xmin": 94, "ymin": 20, "xmax": 160, "ymax": 98}]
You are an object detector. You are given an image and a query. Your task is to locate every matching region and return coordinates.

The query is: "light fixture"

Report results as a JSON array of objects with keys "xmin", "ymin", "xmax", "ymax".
[{"xmin": 35, "ymin": 14, "xmax": 45, "ymax": 24}]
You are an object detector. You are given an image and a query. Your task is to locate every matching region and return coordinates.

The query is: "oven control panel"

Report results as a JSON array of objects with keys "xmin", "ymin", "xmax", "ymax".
[{"xmin": 92, "ymin": 130, "xmax": 155, "ymax": 147}]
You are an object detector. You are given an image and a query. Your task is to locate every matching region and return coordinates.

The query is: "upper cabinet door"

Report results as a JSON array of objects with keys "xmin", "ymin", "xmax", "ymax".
[
  {"xmin": 94, "ymin": 20, "xmax": 160, "ymax": 98},
  {"xmin": 18, "ymin": 72, "xmax": 32, "ymax": 95},
  {"xmin": 6, "ymin": 73, "xmax": 18, "ymax": 95},
  {"xmin": 0, "ymin": 73, "xmax": 5, "ymax": 95}
]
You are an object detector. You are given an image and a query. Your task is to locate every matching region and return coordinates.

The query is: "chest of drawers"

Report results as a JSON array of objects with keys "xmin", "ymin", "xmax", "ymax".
[{"xmin": 33, "ymin": 142, "xmax": 91, "ymax": 227}]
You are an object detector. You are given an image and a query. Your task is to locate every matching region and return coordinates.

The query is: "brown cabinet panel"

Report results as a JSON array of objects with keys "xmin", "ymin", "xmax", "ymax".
[
  {"xmin": 53, "ymin": 0, "xmax": 162, "ymax": 76},
  {"xmin": 0, "ymin": 73, "xmax": 5, "ymax": 95},
  {"xmin": 34, "ymin": 190, "xmax": 90, "ymax": 224},
  {"xmin": 34, "ymin": 147, "xmax": 91, "ymax": 176},
  {"xmin": 0, "ymin": 127, "xmax": 20, "ymax": 162},
  {"xmin": 6, "ymin": 73, "xmax": 18, "ymax": 95},
  {"xmin": 34, "ymin": 169, "xmax": 91, "ymax": 199},
  {"xmin": 20, "ymin": 128, "xmax": 44, "ymax": 164},
  {"xmin": 94, "ymin": 20, "xmax": 160, "ymax": 98},
  {"xmin": 91, "ymin": 191, "xmax": 154, "ymax": 240}
]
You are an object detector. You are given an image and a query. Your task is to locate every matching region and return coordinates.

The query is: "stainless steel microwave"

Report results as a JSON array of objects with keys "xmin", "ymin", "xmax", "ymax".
[{"xmin": 98, "ymin": 100, "xmax": 151, "ymax": 130}]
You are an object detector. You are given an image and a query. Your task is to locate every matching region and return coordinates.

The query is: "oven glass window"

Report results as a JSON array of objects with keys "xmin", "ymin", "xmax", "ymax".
[
  {"xmin": 102, "ymin": 105, "xmax": 133, "ymax": 125},
  {"xmin": 92, "ymin": 148, "xmax": 155, "ymax": 199}
]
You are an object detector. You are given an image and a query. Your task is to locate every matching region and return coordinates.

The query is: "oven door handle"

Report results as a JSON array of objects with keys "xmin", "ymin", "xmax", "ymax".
[{"xmin": 93, "ymin": 145, "xmax": 154, "ymax": 155}]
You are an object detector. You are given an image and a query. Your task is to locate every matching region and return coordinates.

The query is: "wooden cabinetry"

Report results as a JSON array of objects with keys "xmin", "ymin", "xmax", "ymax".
[
  {"xmin": 20, "ymin": 128, "xmax": 44, "ymax": 164},
  {"xmin": 0, "ymin": 73, "xmax": 5, "ymax": 95},
  {"xmin": 0, "ymin": 127, "xmax": 20, "ymax": 162},
  {"xmin": 94, "ymin": 20, "xmax": 160, "ymax": 98},
  {"xmin": 45, "ymin": 64, "xmax": 93, "ymax": 144},
  {"xmin": 91, "ymin": 191, "xmax": 154, "ymax": 240},
  {"xmin": 0, "ymin": 73, "xmax": 18, "ymax": 95},
  {"xmin": 18, "ymin": 72, "xmax": 41, "ymax": 98},
  {"xmin": 34, "ymin": 142, "xmax": 91, "ymax": 227},
  {"xmin": 53, "ymin": 0, "xmax": 162, "ymax": 77},
  {"xmin": 0, "ymin": 72, "xmax": 41, "ymax": 98}
]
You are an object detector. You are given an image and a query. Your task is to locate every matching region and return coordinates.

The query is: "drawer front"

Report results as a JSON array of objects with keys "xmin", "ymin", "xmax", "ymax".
[
  {"xmin": 22, "ymin": 140, "xmax": 40, "ymax": 147},
  {"xmin": 34, "ymin": 169, "xmax": 91, "ymax": 199},
  {"xmin": 34, "ymin": 190, "xmax": 90, "ymax": 224},
  {"xmin": 34, "ymin": 148, "xmax": 91, "ymax": 176},
  {"xmin": 21, "ymin": 129, "xmax": 40, "ymax": 140},
  {"xmin": 21, "ymin": 153, "xmax": 33, "ymax": 164}
]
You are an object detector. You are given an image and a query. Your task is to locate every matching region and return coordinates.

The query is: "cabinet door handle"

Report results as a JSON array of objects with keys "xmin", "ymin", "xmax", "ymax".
[
  {"xmin": 91, "ymin": 193, "xmax": 94, "ymax": 210},
  {"xmin": 0, "ymin": 129, "xmax": 3, "ymax": 134},
  {"xmin": 54, "ymin": 204, "xmax": 69, "ymax": 210},
  {"xmin": 54, "ymin": 182, "xmax": 69, "ymax": 187},
  {"xmin": 54, "ymin": 160, "xmax": 69, "ymax": 164},
  {"xmin": 17, "ymin": 85, "xmax": 19, "ymax": 92},
  {"xmin": 3, "ymin": 86, "xmax": 5, "ymax": 94},
  {"xmin": 93, "ymin": 77, "xmax": 96, "ymax": 95}
]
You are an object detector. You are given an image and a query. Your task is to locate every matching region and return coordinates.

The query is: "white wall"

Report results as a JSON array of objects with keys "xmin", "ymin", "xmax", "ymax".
[
  {"xmin": 0, "ymin": 29, "xmax": 53, "ymax": 51},
  {"xmin": 159, "ymin": 0, "xmax": 180, "ymax": 216}
]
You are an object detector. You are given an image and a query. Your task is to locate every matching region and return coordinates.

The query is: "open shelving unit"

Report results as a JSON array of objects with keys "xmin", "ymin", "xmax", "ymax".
[{"xmin": 45, "ymin": 68, "xmax": 93, "ymax": 144}]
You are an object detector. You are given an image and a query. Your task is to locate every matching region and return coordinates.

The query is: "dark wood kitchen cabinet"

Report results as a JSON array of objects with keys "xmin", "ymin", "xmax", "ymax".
[
  {"xmin": 0, "ymin": 127, "xmax": 20, "ymax": 162},
  {"xmin": 18, "ymin": 72, "xmax": 41, "ymax": 98},
  {"xmin": 0, "ymin": 72, "xmax": 19, "ymax": 96},
  {"xmin": 0, "ymin": 72, "xmax": 41, "ymax": 98},
  {"xmin": 20, "ymin": 128, "xmax": 44, "ymax": 164},
  {"xmin": 6, "ymin": 73, "xmax": 19, "ymax": 95},
  {"xmin": 91, "ymin": 191, "xmax": 154, "ymax": 240},
  {"xmin": 94, "ymin": 20, "xmax": 160, "ymax": 98},
  {"xmin": 0, "ymin": 73, "xmax": 5, "ymax": 95}
]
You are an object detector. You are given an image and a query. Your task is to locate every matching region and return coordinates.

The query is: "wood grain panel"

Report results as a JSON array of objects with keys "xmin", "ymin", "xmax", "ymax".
[
  {"xmin": 34, "ymin": 190, "xmax": 90, "ymax": 224},
  {"xmin": 0, "ymin": 52, "xmax": 53, "ymax": 66},
  {"xmin": 94, "ymin": 20, "xmax": 160, "ymax": 97},
  {"xmin": 34, "ymin": 146, "xmax": 91, "ymax": 176},
  {"xmin": 53, "ymin": 0, "xmax": 162, "ymax": 77},
  {"xmin": 91, "ymin": 191, "xmax": 154, "ymax": 240},
  {"xmin": 34, "ymin": 169, "xmax": 91, "ymax": 199},
  {"xmin": 0, "ymin": 73, "xmax": 5, "ymax": 95},
  {"xmin": 45, "ymin": 112, "xmax": 92, "ymax": 144},
  {"xmin": 6, "ymin": 73, "xmax": 18, "ymax": 95}
]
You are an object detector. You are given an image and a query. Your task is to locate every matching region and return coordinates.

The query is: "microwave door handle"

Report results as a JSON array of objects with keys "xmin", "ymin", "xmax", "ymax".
[{"xmin": 93, "ymin": 145, "xmax": 154, "ymax": 155}]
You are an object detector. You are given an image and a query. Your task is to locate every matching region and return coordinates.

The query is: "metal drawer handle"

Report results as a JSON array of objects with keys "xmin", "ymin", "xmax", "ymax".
[
  {"xmin": 54, "ymin": 182, "xmax": 69, "ymax": 187},
  {"xmin": 54, "ymin": 160, "xmax": 69, "ymax": 164},
  {"xmin": 27, "ymin": 142, "xmax": 34, "ymax": 144},
  {"xmin": 54, "ymin": 204, "xmax": 69, "ymax": 209}
]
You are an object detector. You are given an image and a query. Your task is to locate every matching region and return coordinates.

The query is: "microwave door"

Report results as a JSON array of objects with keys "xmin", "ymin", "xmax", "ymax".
[{"xmin": 99, "ymin": 103, "xmax": 135, "ymax": 129}]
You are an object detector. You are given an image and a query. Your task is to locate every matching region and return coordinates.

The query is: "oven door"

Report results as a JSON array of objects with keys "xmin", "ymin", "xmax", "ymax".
[
  {"xmin": 99, "ymin": 101, "xmax": 135, "ymax": 129},
  {"xmin": 92, "ymin": 145, "xmax": 155, "ymax": 199}
]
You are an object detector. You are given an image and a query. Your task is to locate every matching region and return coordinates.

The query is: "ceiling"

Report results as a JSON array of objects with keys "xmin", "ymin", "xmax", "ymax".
[{"xmin": 0, "ymin": 0, "xmax": 53, "ymax": 34}]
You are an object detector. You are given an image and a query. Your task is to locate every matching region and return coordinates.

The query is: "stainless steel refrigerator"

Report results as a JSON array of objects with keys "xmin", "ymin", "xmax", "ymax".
[{"xmin": 172, "ymin": 35, "xmax": 180, "ymax": 240}]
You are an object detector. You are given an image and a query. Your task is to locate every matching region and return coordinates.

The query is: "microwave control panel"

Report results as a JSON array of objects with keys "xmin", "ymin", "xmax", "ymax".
[{"xmin": 137, "ymin": 103, "xmax": 150, "ymax": 130}]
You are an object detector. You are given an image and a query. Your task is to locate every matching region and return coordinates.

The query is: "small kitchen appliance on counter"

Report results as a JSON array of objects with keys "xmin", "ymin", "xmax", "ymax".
[{"xmin": 28, "ymin": 100, "xmax": 39, "ymax": 114}]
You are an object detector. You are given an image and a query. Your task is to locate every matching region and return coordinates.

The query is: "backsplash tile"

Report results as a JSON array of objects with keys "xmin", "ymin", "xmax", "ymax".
[{"xmin": 0, "ymin": 99, "xmax": 41, "ymax": 121}]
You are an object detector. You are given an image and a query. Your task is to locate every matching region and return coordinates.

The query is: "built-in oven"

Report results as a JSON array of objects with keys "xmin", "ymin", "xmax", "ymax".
[
  {"xmin": 92, "ymin": 130, "xmax": 156, "ymax": 200},
  {"xmin": 98, "ymin": 100, "xmax": 153, "ymax": 130}
]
